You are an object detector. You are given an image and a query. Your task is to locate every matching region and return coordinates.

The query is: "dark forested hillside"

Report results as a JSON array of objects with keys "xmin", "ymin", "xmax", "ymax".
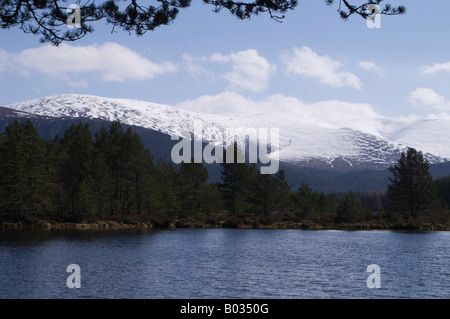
[
  {"xmin": 2, "ymin": 107, "xmax": 450, "ymax": 194},
  {"xmin": 0, "ymin": 119, "xmax": 448, "ymax": 229}
]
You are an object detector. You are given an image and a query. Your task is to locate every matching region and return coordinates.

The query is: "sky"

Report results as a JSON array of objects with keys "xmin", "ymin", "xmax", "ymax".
[{"xmin": 1, "ymin": 0, "xmax": 450, "ymax": 136}]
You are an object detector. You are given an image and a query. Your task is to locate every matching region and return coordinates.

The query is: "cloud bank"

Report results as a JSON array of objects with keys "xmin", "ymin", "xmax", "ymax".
[
  {"xmin": 420, "ymin": 62, "xmax": 450, "ymax": 75},
  {"xmin": 3, "ymin": 42, "xmax": 176, "ymax": 82},
  {"xmin": 175, "ymin": 90, "xmax": 383, "ymax": 136},
  {"xmin": 281, "ymin": 46, "xmax": 362, "ymax": 90},
  {"xmin": 358, "ymin": 61, "xmax": 385, "ymax": 76},
  {"xmin": 409, "ymin": 88, "xmax": 450, "ymax": 112}
]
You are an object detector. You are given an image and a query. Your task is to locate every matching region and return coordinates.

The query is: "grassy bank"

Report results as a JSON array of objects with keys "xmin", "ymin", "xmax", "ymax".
[{"xmin": 1, "ymin": 212, "xmax": 448, "ymax": 231}]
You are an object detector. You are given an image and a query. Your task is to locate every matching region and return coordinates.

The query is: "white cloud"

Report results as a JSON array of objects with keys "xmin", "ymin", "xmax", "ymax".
[
  {"xmin": 408, "ymin": 88, "xmax": 450, "ymax": 111},
  {"xmin": 68, "ymin": 80, "xmax": 88, "ymax": 88},
  {"xmin": 420, "ymin": 62, "xmax": 450, "ymax": 74},
  {"xmin": 209, "ymin": 49, "xmax": 275, "ymax": 93},
  {"xmin": 176, "ymin": 90, "xmax": 450, "ymax": 146},
  {"xmin": 175, "ymin": 90, "xmax": 258, "ymax": 115},
  {"xmin": 281, "ymin": 46, "xmax": 362, "ymax": 90},
  {"xmin": 175, "ymin": 90, "xmax": 383, "ymax": 135},
  {"xmin": 6, "ymin": 42, "xmax": 176, "ymax": 82},
  {"xmin": 0, "ymin": 49, "xmax": 12, "ymax": 71},
  {"xmin": 308, "ymin": 100, "xmax": 381, "ymax": 135},
  {"xmin": 358, "ymin": 61, "xmax": 385, "ymax": 76},
  {"xmin": 182, "ymin": 53, "xmax": 215, "ymax": 80},
  {"xmin": 426, "ymin": 112, "xmax": 450, "ymax": 120}
]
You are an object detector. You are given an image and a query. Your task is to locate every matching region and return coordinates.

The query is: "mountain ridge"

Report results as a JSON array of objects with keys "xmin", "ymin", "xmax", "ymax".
[
  {"xmin": 1, "ymin": 103, "xmax": 450, "ymax": 193},
  {"xmin": 4, "ymin": 94, "xmax": 450, "ymax": 172}
]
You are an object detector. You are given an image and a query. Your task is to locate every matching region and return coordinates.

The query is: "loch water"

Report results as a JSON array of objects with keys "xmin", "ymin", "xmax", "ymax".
[{"xmin": 0, "ymin": 228, "xmax": 448, "ymax": 299}]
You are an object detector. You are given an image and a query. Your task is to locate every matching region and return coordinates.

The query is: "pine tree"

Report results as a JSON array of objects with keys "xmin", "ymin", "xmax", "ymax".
[
  {"xmin": 316, "ymin": 193, "xmax": 330, "ymax": 217},
  {"xmin": 274, "ymin": 170, "xmax": 291, "ymax": 212},
  {"xmin": 219, "ymin": 142, "xmax": 250, "ymax": 215},
  {"xmin": 154, "ymin": 160, "xmax": 181, "ymax": 218},
  {"xmin": 177, "ymin": 160, "xmax": 209, "ymax": 218},
  {"xmin": 336, "ymin": 192, "xmax": 363, "ymax": 223},
  {"xmin": 52, "ymin": 134, "xmax": 67, "ymax": 215},
  {"xmin": 94, "ymin": 121, "xmax": 131, "ymax": 215},
  {"xmin": 122, "ymin": 128, "xmax": 155, "ymax": 215},
  {"xmin": 1, "ymin": 1, "xmax": 405, "ymax": 45},
  {"xmin": 73, "ymin": 179, "xmax": 93, "ymax": 220},
  {"xmin": 0, "ymin": 120, "xmax": 55, "ymax": 218},
  {"xmin": 0, "ymin": 131, "xmax": 6, "ymax": 216},
  {"xmin": 0, "ymin": 120, "xmax": 26, "ymax": 217},
  {"xmin": 107, "ymin": 121, "xmax": 127, "ymax": 215},
  {"xmin": 122, "ymin": 127, "xmax": 138, "ymax": 214},
  {"xmin": 294, "ymin": 182, "xmax": 314, "ymax": 219},
  {"xmin": 247, "ymin": 167, "xmax": 278, "ymax": 216},
  {"xmin": 93, "ymin": 125, "xmax": 114, "ymax": 216},
  {"xmin": 135, "ymin": 149, "xmax": 155, "ymax": 215},
  {"xmin": 61, "ymin": 122, "xmax": 95, "ymax": 219},
  {"xmin": 91, "ymin": 148, "xmax": 111, "ymax": 218},
  {"xmin": 22, "ymin": 119, "xmax": 55, "ymax": 215},
  {"xmin": 202, "ymin": 183, "xmax": 223, "ymax": 217},
  {"xmin": 386, "ymin": 147, "xmax": 438, "ymax": 219},
  {"xmin": 435, "ymin": 176, "xmax": 450, "ymax": 210}
]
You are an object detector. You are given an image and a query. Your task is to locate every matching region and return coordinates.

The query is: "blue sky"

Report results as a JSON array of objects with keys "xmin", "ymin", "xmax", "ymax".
[{"xmin": 1, "ymin": 0, "xmax": 450, "ymax": 127}]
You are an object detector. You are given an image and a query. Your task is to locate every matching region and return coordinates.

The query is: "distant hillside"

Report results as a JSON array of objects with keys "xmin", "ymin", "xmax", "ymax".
[
  {"xmin": 6, "ymin": 94, "xmax": 449, "ymax": 172},
  {"xmin": 1, "ymin": 106, "xmax": 449, "ymax": 194}
]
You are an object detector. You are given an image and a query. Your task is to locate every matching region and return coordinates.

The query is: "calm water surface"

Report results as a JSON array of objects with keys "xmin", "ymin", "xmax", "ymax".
[{"xmin": 0, "ymin": 229, "xmax": 448, "ymax": 299}]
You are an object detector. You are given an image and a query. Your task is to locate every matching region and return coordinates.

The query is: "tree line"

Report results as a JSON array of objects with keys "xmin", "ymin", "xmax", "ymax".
[{"xmin": 0, "ymin": 119, "xmax": 448, "ymax": 227}]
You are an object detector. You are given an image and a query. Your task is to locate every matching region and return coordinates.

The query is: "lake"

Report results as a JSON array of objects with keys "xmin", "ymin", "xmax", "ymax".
[{"xmin": 0, "ymin": 229, "xmax": 448, "ymax": 299}]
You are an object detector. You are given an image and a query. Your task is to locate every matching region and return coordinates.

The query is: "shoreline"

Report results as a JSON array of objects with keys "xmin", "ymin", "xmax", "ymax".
[{"xmin": 1, "ymin": 217, "xmax": 448, "ymax": 232}]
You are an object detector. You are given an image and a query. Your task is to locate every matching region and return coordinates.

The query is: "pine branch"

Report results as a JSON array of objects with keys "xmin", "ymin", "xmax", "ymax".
[{"xmin": 0, "ymin": 0, "xmax": 405, "ymax": 45}]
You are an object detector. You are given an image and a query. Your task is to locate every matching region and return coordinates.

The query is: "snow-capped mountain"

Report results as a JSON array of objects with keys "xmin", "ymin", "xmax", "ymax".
[
  {"xmin": 5, "ymin": 94, "xmax": 449, "ymax": 171},
  {"xmin": 382, "ymin": 118, "xmax": 450, "ymax": 160}
]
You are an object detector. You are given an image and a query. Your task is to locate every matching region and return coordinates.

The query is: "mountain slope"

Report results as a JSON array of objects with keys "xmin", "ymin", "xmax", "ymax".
[
  {"xmin": 6, "ymin": 94, "xmax": 449, "ymax": 171},
  {"xmin": 385, "ymin": 118, "xmax": 450, "ymax": 159},
  {"xmin": 2, "ymin": 104, "xmax": 450, "ymax": 193}
]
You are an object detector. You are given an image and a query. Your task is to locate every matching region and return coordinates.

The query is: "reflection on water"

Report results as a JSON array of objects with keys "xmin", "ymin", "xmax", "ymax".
[{"xmin": 0, "ymin": 229, "xmax": 448, "ymax": 298}]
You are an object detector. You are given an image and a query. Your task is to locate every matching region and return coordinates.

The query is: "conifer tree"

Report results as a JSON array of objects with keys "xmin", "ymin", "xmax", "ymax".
[
  {"xmin": 316, "ymin": 193, "xmax": 330, "ymax": 217},
  {"xmin": 0, "ymin": 120, "xmax": 26, "ymax": 217},
  {"xmin": 247, "ymin": 167, "xmax": 278, "ymax": 216},
  {"xmin": 219, "ymin": 142, "xmax": 250, "ymax": 215},
  {"xmin": 386, "ymin": 147, "xmax": 438, "ymax": 219},
  {"xmin": 177, "ymin": 160, "xmax": 209, "ymax": 218},
  {"xmin": 93, "ymin": 125, "xmax": 114, "ymax": 216},
  {"xmin": 122, "ymin": 127, "xmax": 140, "ymax": 214},
  {"xmin": 435, "ymin": 176, "xmax": 450, "ymax": 209},
  {"xmin": 0, "ymin": 1, "xmax": 405, "ymax": 45},
  {"xmin": 61, "ymin": 122, "xmax": 95, "ymax": 219},
  {"xmin": 294, "ymin": 182, "xmax": 314, "ymax": 219},
  {"xmin": 134, "ymin": 149, "xmax": 155, "ymax": 215},
  {"xmin": 22, "ymin": 119, "xmax": 55, "ymax": 214},
  {"xmin": 121, "ymin": 128, "xmax": 155, "ymax": 215},
  {"xmin": 274, "ymin": 169, "xmax": 291, "ymax": 212},
  {"xmin": 0, "ymin": 131, "xmax": 6, "ymax": 209},
  {"xmin": 336, "ymin": 192, "xmax": 362, "ymax": 223},
  {"xmin": 91, "ymin": 147, "xmax": 111, "ymax": 217},
  {"xmin": 153, "ymin": 159, "xmax": 181, "ymax": 218},
  {"xmin": 0, "ymin": 120, "xmax": 55, "ymax": 217}
]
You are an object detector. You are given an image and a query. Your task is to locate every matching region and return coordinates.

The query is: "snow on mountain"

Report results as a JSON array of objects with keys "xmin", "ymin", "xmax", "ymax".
[
  {"xmin": 383, "ymin": 118, "xmax": 450, "ymax": 159},
  {"xmin": 6, "ymin": 94, "xmax": 449, "ymax": 170}
]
